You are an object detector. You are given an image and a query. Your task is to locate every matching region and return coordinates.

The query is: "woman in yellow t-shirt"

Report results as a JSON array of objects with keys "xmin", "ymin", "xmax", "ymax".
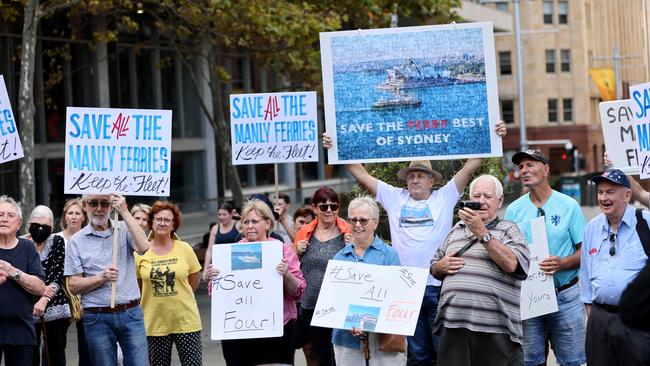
[{"xmin": 136, "ymin": 201, "xmax": 203, "ymax": 366}]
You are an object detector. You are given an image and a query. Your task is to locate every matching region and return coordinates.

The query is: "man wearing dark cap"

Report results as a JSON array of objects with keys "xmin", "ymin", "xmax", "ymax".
[
  {"xmin": 504, "ymin": 149, "xmax": 587, "ymax": 366},
  {"xmin": 322, "ymin": 122, "xmax": 507, "ymax": 366},
  {"xmin": 580, "ymin": 169, "xmax": 650, "ymax": 365}
]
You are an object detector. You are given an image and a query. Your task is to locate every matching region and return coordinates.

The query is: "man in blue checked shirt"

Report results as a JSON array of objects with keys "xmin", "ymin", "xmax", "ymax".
[{"xmin": 580, "ymin": 168, "xmax": 650, "ymax": 366}]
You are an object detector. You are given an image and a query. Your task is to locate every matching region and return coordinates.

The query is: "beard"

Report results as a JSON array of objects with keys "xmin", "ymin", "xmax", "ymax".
[{"xmin": 89, "ymin": 213, "xmax": 109, "ymax": 228}]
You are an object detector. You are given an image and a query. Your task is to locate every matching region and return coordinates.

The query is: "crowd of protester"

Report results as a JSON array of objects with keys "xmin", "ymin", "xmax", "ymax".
[{"xmin": 0, "ymin": 121, "xmax": 649, "ymax": 366}]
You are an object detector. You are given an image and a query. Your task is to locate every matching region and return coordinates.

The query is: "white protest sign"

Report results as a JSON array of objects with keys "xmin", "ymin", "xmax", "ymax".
[
  {"xmin": 210, "ymin": 241, "xmax": 284, "ymax": 340},
  {"xmin": 520, "ymin": 217, "xmax": 559, "ymax": 320},
  {"xmin": 599, "ymin": 100, "xmax": 639, "ymax": 174},
  {"xmin": 0, "ymin": 75, "xmax": 24, "ymax": 163},
  {"xmin": 310, "ymin": 260, "xmax": 428, "ymax": 336},
  {"xmin": 630, "ymin": 82, "xmax": 650, "ymax": 179},
  {"xmin": 64, "ymin": 107, "xmax": 172, "ymax": 196},
  {"xmin": 230, "ymin": 91, "xmax": 318, "ymax": 165}
]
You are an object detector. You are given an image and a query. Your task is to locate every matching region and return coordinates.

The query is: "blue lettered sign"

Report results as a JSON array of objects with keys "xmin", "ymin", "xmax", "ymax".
[
  {"xmin": 630, "ymin": 82, "xmax": 650, "ymax": 179},
  {"xmin": 230, "ymin": 91, "xmax": 318, "ymax": 165},
  {"xmin": 0, "ymin": 75, "xmax": 24, "ymax": 164},
  {"xmin": 64, "ymin": 107, "xmax": 172, "ymax": 196}
]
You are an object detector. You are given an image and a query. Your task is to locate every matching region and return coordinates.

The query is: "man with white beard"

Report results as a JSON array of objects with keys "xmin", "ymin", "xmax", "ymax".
[{"xmin": 64, "ymin": 194, "xmax": 149, "ymax": 366}]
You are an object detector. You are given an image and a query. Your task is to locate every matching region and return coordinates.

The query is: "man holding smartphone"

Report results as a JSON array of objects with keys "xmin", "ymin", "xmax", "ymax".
[{"xmin": 505, "ymin": 149, "xmax": 587, "ymax": 366}]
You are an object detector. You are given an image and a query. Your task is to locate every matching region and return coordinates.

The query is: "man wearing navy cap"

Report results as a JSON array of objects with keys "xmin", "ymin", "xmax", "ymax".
[
  {"xmin": 505, "ymin": 149, "xmax": 587, "ymax": 366},
  {"xmin": 580, "ymin": 169, "xmax": 650, "ymax": 365}
]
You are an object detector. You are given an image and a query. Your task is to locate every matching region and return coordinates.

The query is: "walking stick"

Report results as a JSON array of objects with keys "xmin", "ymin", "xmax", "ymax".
[
  {"xmin": 41, "ymin": 319, "xmax": 51, "ymax": 366},
  {"xmin": 359, "ymin": 331, "xmax": 370, "ymax": 366}
]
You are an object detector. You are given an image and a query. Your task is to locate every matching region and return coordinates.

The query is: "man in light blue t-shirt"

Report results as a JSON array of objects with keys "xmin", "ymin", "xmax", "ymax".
[{"xmin": 504, "ymin": 149, "xmax": 586, "ymax": 366}]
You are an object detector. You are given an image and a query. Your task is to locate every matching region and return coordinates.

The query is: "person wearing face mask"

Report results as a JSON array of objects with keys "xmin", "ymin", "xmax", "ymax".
[{"xmin": 23, "ymin": 205, "xmax": 72, "ymax": 366}]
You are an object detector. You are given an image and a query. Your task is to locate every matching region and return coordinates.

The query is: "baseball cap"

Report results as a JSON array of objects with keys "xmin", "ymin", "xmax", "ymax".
[
  {"xmin": 591, "ymin": 169, "xmax": 631, "ymax": 189},
  {"xmin": 512, "ymin": 149, "xmax": 549, "ymax": 165}
]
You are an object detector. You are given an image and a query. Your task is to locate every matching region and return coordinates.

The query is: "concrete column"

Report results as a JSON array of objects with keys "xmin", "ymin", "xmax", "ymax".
[
  {"xmin": 200, "ymin": 37, "xmax": 218, "ymax": 213},
  {"xmin": 95, "ymin": 17, "xmax": 110, "ymax": 107}
]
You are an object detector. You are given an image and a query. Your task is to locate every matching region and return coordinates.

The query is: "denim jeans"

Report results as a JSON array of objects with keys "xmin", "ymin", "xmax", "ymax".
[
  {"xmin": 407, "ymin": 285, "xmax": 440, "ymax": 366},
  {"xmin": 523, "ymin": 283, "xmax": 586, "ymax": 366},
  {"xmin": 82, "ymin": 306, "xmax": 148, "ymax": 366}
]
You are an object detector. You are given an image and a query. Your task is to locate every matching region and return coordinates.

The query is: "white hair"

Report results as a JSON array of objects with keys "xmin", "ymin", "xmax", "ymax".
[
  {"xmin": 348, "ymin": 196, "xmax": 380, "ymax": 220},
  {"xmin": 0, "ymin": 195, "xmax": 22, "ymax": 220},
  {"xmin": 469, "ymin": 175, "xmax": 504, "ymax": 199},
  {"xmin": 30, "ymin": 205, "xmax": 54, "ymax": 223}
]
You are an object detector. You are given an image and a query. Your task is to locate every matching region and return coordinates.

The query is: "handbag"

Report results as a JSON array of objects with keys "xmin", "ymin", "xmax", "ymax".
[
  {"xmin": 63, "ymin": 277, "xmax": 83, "ymax": 321},
  {"xmin": 377, "ymin": 333, "xmax": 407, "ymax": 353}
]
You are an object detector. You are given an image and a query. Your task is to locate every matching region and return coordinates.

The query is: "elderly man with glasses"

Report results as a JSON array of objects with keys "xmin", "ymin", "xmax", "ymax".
[
  {"xmin": 580, "ymin": 169, "xmax": 650, "ymax": 365},
  {"xmin": 504, "ymin": 149, "xmax": 587, "ymax": 366},
  {"xmin": 64, "ymin": 194, "xmax": 149, "ymax": 366}
]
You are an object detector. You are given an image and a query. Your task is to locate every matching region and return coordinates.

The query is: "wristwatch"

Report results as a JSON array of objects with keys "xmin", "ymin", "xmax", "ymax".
[
  {"xmin": 11, "ymin": 269, "xmax": 21, "ymax": 281},
  {"xmin": 479, "ymin": 233, "xmax": 492, "ymax": 244}
]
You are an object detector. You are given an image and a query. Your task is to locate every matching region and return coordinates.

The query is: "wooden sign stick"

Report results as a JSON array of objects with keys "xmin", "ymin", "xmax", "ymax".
[{"xmin": 110, "ymin": 210, "xmax": 119, "ymax": 308}]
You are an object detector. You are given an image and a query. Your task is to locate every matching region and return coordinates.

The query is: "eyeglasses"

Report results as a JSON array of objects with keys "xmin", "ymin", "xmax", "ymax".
[
  {"xmin": 29, "ymin": 223, "xmax": 52, "ymax": 231},
  {"xmin": 317, "ymin": 203, "xmax": 339, "ymax": 212},
  {"xmin": 153, "ymin": 217, "xmax": 173, "ymax": 225},
  {"xmin": 609, "ymin": 233, "xmax": 616, "ymax": 256},
  {"xmin": 87, "ymin": 200, "xmax": 110, "ymax": 208},
  {"xmin": 348, "ymin": 217, "xmax": 373, "ymax": 226}
]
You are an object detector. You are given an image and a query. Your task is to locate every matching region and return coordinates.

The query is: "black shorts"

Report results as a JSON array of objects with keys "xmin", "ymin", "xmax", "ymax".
[{"xmin": 222, "ymin": 320, "xmax": 296, "ymax": 365}]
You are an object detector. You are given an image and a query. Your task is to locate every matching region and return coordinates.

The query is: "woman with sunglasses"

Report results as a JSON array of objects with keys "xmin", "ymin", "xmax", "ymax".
[
  {"xmin": 207, "ymin": 199, "xmax": 305, "ymax": 365},
  {"xmin": 293, "ymin": 187, "xmax": 352, "ymax": 365},
  {"xmin": 332, "ymin": 197, "xmax": 405, "ymax": 365},
  {"xmin": 25, "ymin": 205, "xmax": 72, "ymax": 366},
  {"xmin": 135, "ymin": 201, "xmax": 203, "ymax": 366}
]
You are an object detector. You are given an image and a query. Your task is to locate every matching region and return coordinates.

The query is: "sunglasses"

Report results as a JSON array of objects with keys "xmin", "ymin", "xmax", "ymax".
[
  {"xmin": 317, "ymin": 203, "xmax": 339, "ymax": 212},
  {"xmin": 87, "ymin": 200, "xmax": 110, "ymax": 208},
  {"xmin": 609, "ymin": 233, "xmax": 616, "ymax": 256},
  {"xmin": 29, "ymin": 223, "xmax": 52, "ymax": 231},
  {"xmin": 348, "ymin": 217, "xmax": 372, "ymax": 226},
  {"xmin": 537, "ymin": 207, "xmax": 545, "ymax": 218}
]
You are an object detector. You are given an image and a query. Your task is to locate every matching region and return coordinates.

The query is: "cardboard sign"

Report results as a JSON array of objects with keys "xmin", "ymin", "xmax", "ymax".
[
  {"xmin": 630, "ymin": 82, "xmax": 650, "ymax": 179},
  {"xmin": 230, "ymin": 91, "xmax": 318, "ymax": 165},
  {"xmin": 320, "ymin": 22, "xmax": 502, "ymax": 164},
  {"xmin": 210, "ymin": 241, "xmax": 284, "ymax": 340},
  {"xmin": 599, "ymin": 99, "xmax": 639, "ymax": 174},
  {"xmin": 64, "ymin": 107, "xmax": 172, "ymax": 196},
  {"xmin": 310, "ymin": 260, "xmax": 428, "ymax": 336},
  {"xmin": 0, "ymin": 75, "xmax": 24, "ymax": 163},
  {"xmin": 520, "ymin": 217, "xmax": 559, "ymax": 320}
]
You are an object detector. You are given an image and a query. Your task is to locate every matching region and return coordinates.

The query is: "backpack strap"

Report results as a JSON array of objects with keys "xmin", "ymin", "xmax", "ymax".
[{"xmin": 634, "ymin": 208, "xmax": 650, "ymax": 257}]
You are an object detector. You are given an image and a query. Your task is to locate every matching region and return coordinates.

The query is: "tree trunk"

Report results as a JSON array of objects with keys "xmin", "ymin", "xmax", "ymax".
[{"xmin": 18, "ymin": 0, "xmax": 41, "ymax": 218}]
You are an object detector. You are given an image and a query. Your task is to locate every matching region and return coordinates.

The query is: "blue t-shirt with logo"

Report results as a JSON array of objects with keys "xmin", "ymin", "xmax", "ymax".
[{"xmin": 505, "ymin": 190, "xmax": 586, "ymax": 287}]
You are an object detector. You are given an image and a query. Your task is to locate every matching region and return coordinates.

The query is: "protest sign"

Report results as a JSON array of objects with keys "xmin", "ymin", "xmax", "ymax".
[
  {"xmin": 599, "ymin": 99, "xmax": 639, "ymax": 174},
  {"xmin": 0, "ymin": 75, "xmax": 24, "ymax": 163},
  {"xmin": 320, "ymin": 22, "xmax": 501, "ymax": 164},
  {"xmin": 520, "ymin": 217, "xmax": 559, "ymax": 320},
  {"xmin": 210, "ymin": 241, "xmax": 284, "ymax": 340},
  {"xmin": 230, "ymin": 91, "xmax": 318, "ymax": 165},
  {"xmin": 310, "ymin": 260, "xmax": 428, "ymax": 336},
  {"xmin": 64, "ymin": 107, "xmax": 172, "ymax": 196},
  {"xmin": 630, "ymin": 82, "xmax": 650, "ymax": 179}
]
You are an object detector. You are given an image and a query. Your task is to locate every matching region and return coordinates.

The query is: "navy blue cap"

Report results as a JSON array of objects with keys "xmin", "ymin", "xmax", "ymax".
[
  {"xmin": 249, "ymin": 193, "xmax": 280, "ymax": 220},
  {"xmin": 591, "ymin": 169, "xmax": 631, "ymax": 188}
]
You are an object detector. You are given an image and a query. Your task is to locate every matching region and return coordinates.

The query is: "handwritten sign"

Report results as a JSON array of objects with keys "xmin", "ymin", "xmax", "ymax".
[
  {"xmin": 64, "ymin": 107, "xmax": 172, "ymax": 196},
  {"xmin": 320, "ymin": 22, "xmax": 502, "ymax": 164},
  {"xmin": 630, "ymin": 82, "xmax": 650, "ymax": 179},
  {"xmin": 210, "ymin": 241, "xmax": 283, "ymax": 340},
  {"xmin": 600, "ymin": 99, "xmax": 639, "ymax": 174},
  {"xmin": 0, "ymin": 75, "xmax": 24, "ymax": 163},
  {"xmin": 520, "ymin": 217, "xmax": 559, "ymax": 320},
  {"xmin": 230, "ymin": 91, "xmax": 318, "ymax": 165},
  {"xmin": 310, "ymin": 260, "xmax": 428, "ymax": 335}
]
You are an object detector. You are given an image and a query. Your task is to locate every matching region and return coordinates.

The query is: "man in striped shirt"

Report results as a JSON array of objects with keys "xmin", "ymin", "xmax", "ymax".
[{"xmin": 430, "ymin": 175, "xmax": 530, "ymax": 365}]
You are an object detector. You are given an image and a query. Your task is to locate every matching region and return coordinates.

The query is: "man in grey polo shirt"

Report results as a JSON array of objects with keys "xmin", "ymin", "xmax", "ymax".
[{"xmin": 64, "ymin": 194, "xmax": 148, "ymax": 366}]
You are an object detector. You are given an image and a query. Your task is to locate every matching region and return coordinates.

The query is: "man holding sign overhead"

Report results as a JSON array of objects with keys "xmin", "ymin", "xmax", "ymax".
[
  {"xmin": 64, "ymin": 194, "xmax": 148, "ymax": 366},
  {"xmin": 323, "ymin": 121, "xmax": 507, "ymax": 366}
]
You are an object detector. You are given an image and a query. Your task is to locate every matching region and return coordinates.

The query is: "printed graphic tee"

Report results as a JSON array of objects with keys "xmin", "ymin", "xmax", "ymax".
[
  {"xmin": 376, "ymin": 178, "xmax": 461, "ymax": 286},
  {"xmin": 136, "ymin": 240, "xmax": 202, "ymax": 336}
]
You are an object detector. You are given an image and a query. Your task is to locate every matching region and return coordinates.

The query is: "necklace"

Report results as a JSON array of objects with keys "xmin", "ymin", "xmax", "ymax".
[{"xmin": 316, "ymin": 223, "xmax": 337, "ymax": 242}]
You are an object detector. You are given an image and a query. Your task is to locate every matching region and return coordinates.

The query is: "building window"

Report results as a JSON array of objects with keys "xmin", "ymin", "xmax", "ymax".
[
  {"xmin": 501, "ymin": 100, "xmax": 514, "ymax": 124},
  {"xmin": 558, "ymin": 1, "xmax": 568, "ymax": 24},
  {"xmin": 496, "ymin": 2, "xmax": 509, "ymax": 12},
  {"xmin": 561, "ymin": 49, "xmax": 571, "ymax": 72},
  {"xmin": 499, "ymin": 51, "xmax": 512, "ymax": 75},
  {"xmin": 563, "ymin": 98, "xmax": 573, "ymax": 121},
  {"xmin": 548, "ymin": 99, "xmax": 558, "ymax": 122},
  {"xmin": 545, "ymin": 50, "xmax": 556, "ymax": 73},
  {"xmin": 543, "ymin": 0, "xmax": 553, "ymax": 24}
]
